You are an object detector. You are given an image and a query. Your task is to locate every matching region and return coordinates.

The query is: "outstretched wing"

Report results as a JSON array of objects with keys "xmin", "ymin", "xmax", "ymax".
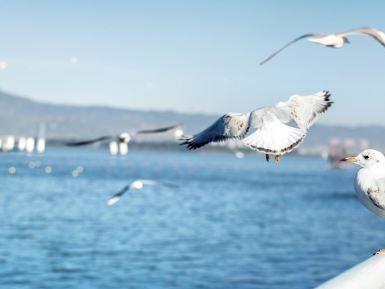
[
  {"xmin": 106, "ymin": 184, "xmax": 130, "ymax": 206},
  {"xmin": 275, "ymin": 90, "xmax": 333, "ymax": 130},
  {"xmin": 137, "ymin": 179, "xmax": 158, "ymax": 186},
  {"xmin": 136, "ymin": 123, "xmax": 182, "ymax": 134},
  {"xmin": 180, "ymin": 113, "xmax": 250, "ymax": 150},
  {"xmin": 260, "ymin": 33, "xmax": 318, "ymax": 65},
  {"xmin": 66, "ymin": 136, "xmax": 114, "ymax": 146},
  {"xmin": 342, "ymin": 27, "xmax": 385, "ymax": 47}
]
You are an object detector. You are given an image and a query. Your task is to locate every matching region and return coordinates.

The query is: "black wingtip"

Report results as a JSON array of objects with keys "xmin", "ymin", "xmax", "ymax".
[
  {"xmin": 179, "ymin": 136, "xmax": 200, "ymax": 150},
  {"xmin": 65, "ymin": 142, "xmax": 89, "ymax": 147},
  {"xmin": 323, "ymin": 90, "xmax": 331, "ymax": 100},
  {"xmin": 319, "ymin": 90, "xmax": 333, "ymax": 113}
]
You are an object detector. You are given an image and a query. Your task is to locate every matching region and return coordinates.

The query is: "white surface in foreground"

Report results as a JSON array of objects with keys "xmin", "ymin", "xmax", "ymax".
[{"xmin": 315, "ymin": 254, "xmax": 385, "ymax": 289}]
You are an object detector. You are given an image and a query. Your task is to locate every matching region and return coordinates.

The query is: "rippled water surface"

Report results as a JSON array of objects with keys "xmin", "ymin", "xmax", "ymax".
[{"xmin": 1, "ymin": 148, "xmax": 385, "ymax": 289}]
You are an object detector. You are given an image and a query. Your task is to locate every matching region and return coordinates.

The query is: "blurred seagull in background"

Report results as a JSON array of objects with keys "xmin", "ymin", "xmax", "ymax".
[
  {"xmin": 106, "ymin": 179, "xmax": 178, "ymax": 206},
  {"xmin": 180, "ymin": 91, "xmax": 333, "ymax": 163},
  {"xmin": 66, "ymin": 123, "xmax": 182, "ymax": 146},
  {"xmin": 106, "ymin": 179, "xmax": 157, "ymax": 206},
  {"xmin": 66, "ymin": 132, "xmax": 131, "ymax": 146},
  {"xmin": 260, "ymin": 27, "xmax": 385, "ymax": 65},
  {"xmin": 341, "ymin": 149, "xmax": 385, "ymax": 255}
]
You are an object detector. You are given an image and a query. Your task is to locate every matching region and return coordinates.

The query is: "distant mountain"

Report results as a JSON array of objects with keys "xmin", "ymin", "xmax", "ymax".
[
  {"xmin": 0, "ymin": 89, "xmax": 217, "ymax": 140},
  {"xmin": 1, "ymin": 89, "xmax": 385, "ymax": 149}
]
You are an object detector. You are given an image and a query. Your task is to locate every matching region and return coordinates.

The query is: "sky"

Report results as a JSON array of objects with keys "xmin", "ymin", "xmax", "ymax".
[{"xmin": 0, "ymin": 0, "xmax": 384, "ymax": 125}]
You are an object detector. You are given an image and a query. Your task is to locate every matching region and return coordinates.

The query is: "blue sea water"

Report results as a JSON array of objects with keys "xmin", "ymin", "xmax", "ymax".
[{"xmin": 1, "ymin": 148, "xmax": 385, "ymax": 289}]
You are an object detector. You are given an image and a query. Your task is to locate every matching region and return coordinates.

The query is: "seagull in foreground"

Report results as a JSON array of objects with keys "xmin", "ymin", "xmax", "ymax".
[
  {"xmin": 180, "ymin": 90, "xmax": 333, "ymax": 163},
  {"xmin": 66, "ymin": 123, "xmax": 182, "ymax": 146},
  {"xmin": 260, "ymin": 27, "xmax": 385, "ymax": 65},
  {"xmin": 341, "ymin": 149, "xmax": 385, "ymax": 255},
  {"xmin": 106, "ymin": 179, "xmax": 178, "ymax": 206}
]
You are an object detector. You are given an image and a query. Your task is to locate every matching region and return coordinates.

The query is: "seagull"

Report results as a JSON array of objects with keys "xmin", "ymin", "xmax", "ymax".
[
  {"xmin": 180, "ymin": 90, "xmax": 332, "ymax": 163},
  {"xmin": 66, "ymin": 132, "xmax": 131, "ymax": 147},
  {"xmin": 106, "ymin": 179, "xmax": 158, "ymax": 206},
  {"xmin": 106, "ymin": 179, "xmax": 178, "ymax": 206},
  {"xmin": 260, "ymin": 27, "xmax": 385, "ymax": 65},
  {"xmin": 66, "ymin": 123, "xmax": 182, "ymax": 146},
  {"xmin": 341, "ymin": 149, "xmax": 385, "ymax": 255}
]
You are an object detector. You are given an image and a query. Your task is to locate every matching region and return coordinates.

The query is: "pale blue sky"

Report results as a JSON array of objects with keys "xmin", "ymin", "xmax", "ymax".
[{"xmin": 0, "ymin": 1, "xmax": 384, "ymax": 125}]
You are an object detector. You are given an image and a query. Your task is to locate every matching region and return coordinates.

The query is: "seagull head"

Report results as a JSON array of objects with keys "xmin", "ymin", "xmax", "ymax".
[
  {"xmin": 119, "ymin": 132, "xmax": 131, "ymax": 143},
  {"xmin": 341, "ymin": 149, "xmax": 385, "ymax": 168},
  {"xmin": 130, "ymin": 180, "xmax": 144, "ymax": 189}
]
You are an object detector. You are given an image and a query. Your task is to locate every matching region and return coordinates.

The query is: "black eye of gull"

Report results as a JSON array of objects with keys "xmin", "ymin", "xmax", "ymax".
[{"xmin": 363, "ymin": 155, "xmax": 369, "ymax": 160}]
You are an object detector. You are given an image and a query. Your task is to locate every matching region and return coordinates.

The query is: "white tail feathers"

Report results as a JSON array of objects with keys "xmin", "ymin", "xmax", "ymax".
[{"xmin": 243, "ymin": 116, "xmax": 306, "ymax": 155}]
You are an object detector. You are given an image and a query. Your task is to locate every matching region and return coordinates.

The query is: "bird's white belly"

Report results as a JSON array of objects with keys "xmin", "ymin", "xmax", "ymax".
[
  {"xmin": 355, "ymin": 171, "xmax": 385, "ymax": 218},
  {"xmin": 308, "ymin": 35, "xmax": 344, "ymax": 47}
]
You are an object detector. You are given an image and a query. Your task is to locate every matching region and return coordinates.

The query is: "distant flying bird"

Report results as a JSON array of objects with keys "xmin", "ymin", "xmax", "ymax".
[
  {"xmin": 66, "ymin": 132, "xmax": 131, "ymax": 147},
  {"xmin": 260, "ymin": 27, "xmax": 385, "ymax": 65},
  {"xmin": 106, "ymin": 179, "xmax": 178, "ymax": 206},
  {"xmin": 66, "ymin": 124, "xmax": 182, "ymax": 147},
  {"xmin": 106, "ymin": 179, "xmax": 157, "ymax": 206},
  {"xmin": 180, "ymin": 91, "xmax": 332, "ymax": 163},
  {"xmin": 341, "ymin": 149, "xmax": 385, "ymax": 255}
]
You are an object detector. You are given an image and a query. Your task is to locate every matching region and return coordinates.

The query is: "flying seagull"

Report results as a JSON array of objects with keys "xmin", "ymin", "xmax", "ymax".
[
  {"xmin": 106, "ymin": 179, "xmax": 157, "ymax": 206},
  {"xmin": 341, "ymin": 149, "xmax": 385, "ymax": 255},
  {"xmin": 260, "ymin": 27, "xmax": 385, "ymax": 65},
  {"xmin": 66, "ymin": 133, "xmax": 131, "ymax": 147},
  {"xmin": 180, "ymin": 90, "xmax": 332, "ymax": 163},
  {"xmin": 66, "ymin": 132, "xmax": 131, "ymax": 146},
  {"xmin": 66, "ymin": 123, "xmax": 182, "ymax": 146},
  {"xmin": 106, "ymin": 179, "xmax": 178, "ymax": 205}
]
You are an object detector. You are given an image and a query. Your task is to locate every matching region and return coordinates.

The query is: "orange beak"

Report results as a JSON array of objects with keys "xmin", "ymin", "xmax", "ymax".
[{"xmin": 340, "ymin": 156, "xmax": 358, "ymax": 164}]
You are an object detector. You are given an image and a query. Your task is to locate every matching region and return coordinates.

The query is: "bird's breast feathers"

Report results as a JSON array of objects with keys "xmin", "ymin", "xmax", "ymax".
[
  {"xmin": 308, "ymin": 35, "xmax": 344, "ymax": 47},
  {"xmin": 356, "ymin": 168, "xmax": 385, "ymax": 216},
  {"xmin": 356, "ymin": 169, "xmax": 376, "ymax": 194}
]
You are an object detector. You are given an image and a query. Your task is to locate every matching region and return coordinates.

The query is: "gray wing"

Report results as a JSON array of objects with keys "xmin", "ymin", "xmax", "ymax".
[
  {"xmin": 260, "ymin": 33, "xmax": 319, "ymax": 65},
  {"xmin": 66, "ymin": 135, "xmax": 114, "ymax": 146},
  {"xmin": 366, "ymin": 178, "xmax": 385, "ymax": 210},
  {"xmin": 106, "ymin": 185, "xmax": 130, "ymax": 206},
  {"xmin": 367, "ymin": 188, "xmax": 385, "ymax": 210},
  {"xmin": 136, "ymin": 123, "xmax": 182, "ymax": 134},
  {"xmin": 342, "ymin": 27, "xmax": 385, "ymax": 47},
  {"xmin": 180, "ymin": 113, "xmax": 250, "ymax": 150}
]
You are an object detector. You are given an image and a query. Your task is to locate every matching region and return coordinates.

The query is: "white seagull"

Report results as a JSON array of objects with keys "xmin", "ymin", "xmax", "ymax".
[
  {"xmin": 341, "ymin": 149, "xmax": 385, "ymax": 255},
  {"xmin": 260, "ymin": 27, "xmax": 385, "ymax": 65},
  {"xmin": 180, "ymin": 90, "xmax": 333, "ymax": 163},
  {"xmin": 106, "ymin": 179, "xmax": 178, "ymax": 206},
  {"xmin": 106, "ymin": 179, "xmax": 158, "ymax": 206}
]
